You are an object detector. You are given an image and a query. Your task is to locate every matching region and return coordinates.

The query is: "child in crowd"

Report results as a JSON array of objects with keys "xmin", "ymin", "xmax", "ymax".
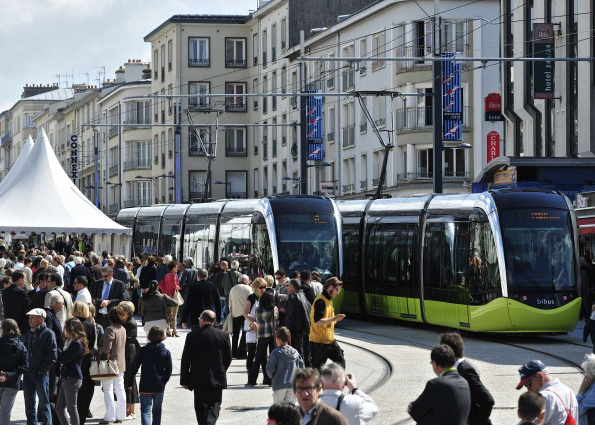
[
  {"xmin": 266, "ymin": 326, "xmax": 304, "ymax": 404},
  {"xmin": 517, "ymin": 391, "xmax": 546, "ymax": 425}
]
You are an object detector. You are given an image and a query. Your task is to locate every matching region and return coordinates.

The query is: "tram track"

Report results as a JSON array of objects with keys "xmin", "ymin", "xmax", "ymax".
[{"xmin": 338, "ymin": 339, "xmax": 394, "ymax": 394}]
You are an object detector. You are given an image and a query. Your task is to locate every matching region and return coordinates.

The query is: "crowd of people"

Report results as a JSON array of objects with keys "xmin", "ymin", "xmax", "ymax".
[{"xmin": 0, "ymin": 240, "xmax": 594, "ymax": 426}]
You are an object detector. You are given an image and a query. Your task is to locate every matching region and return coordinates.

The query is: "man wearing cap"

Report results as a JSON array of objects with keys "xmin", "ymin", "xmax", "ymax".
[
  {"xmin": 22, "ymin": 308, "xmax": 58, "ymax": 425},
  {"xmin": 309, "ymin": 277, "xmax": 346, "ymax": 370},
  {"xmin": 516, "ymin": 359, "xmax": 579, "ymax": 425}
]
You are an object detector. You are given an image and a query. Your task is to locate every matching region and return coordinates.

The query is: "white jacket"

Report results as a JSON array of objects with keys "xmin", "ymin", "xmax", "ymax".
[
  {"xmin": 540, "ymin": 378, "xmax": 579, "ymax": 425},
  {"xmin": 320, "ymin": 388, "xmax": 379, "ymax": 425}
]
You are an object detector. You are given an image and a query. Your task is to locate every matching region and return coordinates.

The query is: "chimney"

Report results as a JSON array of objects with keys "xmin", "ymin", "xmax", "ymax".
[
  {"xmin": 115, "ymin": 66, "xmax": 125, "ymax": 83},
  {"xmin": 124, "ymin": 60, "xmax": 144, "ymax": 82}
]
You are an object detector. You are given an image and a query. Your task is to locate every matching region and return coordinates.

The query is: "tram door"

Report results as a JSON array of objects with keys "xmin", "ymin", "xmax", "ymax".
[
  {"xmin": 455, "ymin": 222, "xmax": 471, "ymax": 326},
  {"xmin": 365, "ymin": 222, "xmax": 385, "ymax": 314}
]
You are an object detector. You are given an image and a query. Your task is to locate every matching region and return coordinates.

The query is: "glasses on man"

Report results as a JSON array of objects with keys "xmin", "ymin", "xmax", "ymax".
[
  {"xmin": 258, "ymin": 286, "xmax": 267, "ymax": 289},
  {"xmin": 295, "ymin": 385, "xmax": 318, "ymax": 393},
  {"xmin": 102, "ymin": 275, "xmax": 110, "ymax": 279}
]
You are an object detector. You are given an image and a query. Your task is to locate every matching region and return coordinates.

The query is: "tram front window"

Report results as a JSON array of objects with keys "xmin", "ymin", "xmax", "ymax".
[
  {"xmin": 500, "ymin": 209, "xmax": 576, "ymax": 292},
  {"xmin": 275, "ymin": 212, "xmax": 339, "ymax": 281}
]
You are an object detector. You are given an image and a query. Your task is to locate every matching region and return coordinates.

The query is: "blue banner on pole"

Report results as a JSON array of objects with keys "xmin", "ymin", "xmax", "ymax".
[
  {"xmin": 307, "ymin": 90, "xmax": 324, "ymax": 160},
  {"xmin": 442, "ymin": 52, "xmax": 463, "ymax": 141}
]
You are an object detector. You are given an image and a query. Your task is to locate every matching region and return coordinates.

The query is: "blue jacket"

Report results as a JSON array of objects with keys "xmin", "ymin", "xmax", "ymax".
[
  {"xmin": 23, "ymin": 323, "xmax": 57, "ymax": 376},
  {"xmin": 266, "ymin": 345, "xmax": 304, "ymax": 390},
  {"xmin": 59, "ymin": 340, "xmax": 84, "ymax": 380},
  {"xmin": 127, "ymin": 342, "xmax": 172, "ymax": 393},
  {"xmin": 0, "ymin": 337, "xmax": 28, "ymax": 389}
]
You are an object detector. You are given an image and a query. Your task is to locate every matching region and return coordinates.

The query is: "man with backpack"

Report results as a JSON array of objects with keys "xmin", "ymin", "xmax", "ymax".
[{"xmin": 516, "ymin": 359, "xmax": 578, "ymax": 425}]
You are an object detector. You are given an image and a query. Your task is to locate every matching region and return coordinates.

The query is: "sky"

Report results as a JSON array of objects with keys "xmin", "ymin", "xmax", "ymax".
[{"xmin": 0, "ymin": 0, "xmax": 256, "ymax": 112}]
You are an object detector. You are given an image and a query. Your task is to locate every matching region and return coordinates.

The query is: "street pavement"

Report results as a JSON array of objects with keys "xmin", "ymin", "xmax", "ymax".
[{"xmin": 8, "ymin": 317, "xmax": 592, "ymax": 425}]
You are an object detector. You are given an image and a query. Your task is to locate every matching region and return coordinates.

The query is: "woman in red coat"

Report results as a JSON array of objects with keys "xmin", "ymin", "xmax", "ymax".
[{"xmin": 158, "ymin": 261, "xmax": 181, "ymax": 337}]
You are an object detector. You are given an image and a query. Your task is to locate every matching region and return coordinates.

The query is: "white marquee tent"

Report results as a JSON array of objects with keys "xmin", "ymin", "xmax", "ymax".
[
  {"xmin": 0, "ymin": 129, "xmax": 131, "ymax": 249},
  {"xmin": 0, "ymin": 135, "xmax": 33, "ymax": 196}
]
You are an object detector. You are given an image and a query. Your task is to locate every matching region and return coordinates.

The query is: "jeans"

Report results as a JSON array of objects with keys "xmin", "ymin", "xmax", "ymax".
[
  {"xmin": 0, "ymin": 388, "xmax": 19, "ymax": 425},
  {"xmin": 232, "ymin": 316, "xmax": 246, "ymax": 358},
  {"xmin": 310, "ymin": 340, "xmax": 346, "ymax": 370},
  {"xmin": 77, "ymin": 373, "xmax": 95, "ymax": 425},
  {"xmin": 248, "ymin": 336, "xmax": 274, "ymax": 385},
  {"xmin": 140, "ymin": 393, "xmax": 164, "ymax": 425},
  {"xmin": 22, "ymin": 373, "xmax": 52, "ymax": 425},
  {"xmin": 220, "ymin": 297, "xmax": 228, "ymax": 321},
  {"xmin": 194, "ymin": 388, "xmax": 222, "ymax": 425},
  {"xmin": 56, "ymin": 377, "xmax": 82, "ymax": 425},
  {"xmin": 290, "ymin": 331, "xmax": 307, "ymax": 365},
  {"xmin": 102, "ymin": 372, "xmax": 126, "ymax": 422}
]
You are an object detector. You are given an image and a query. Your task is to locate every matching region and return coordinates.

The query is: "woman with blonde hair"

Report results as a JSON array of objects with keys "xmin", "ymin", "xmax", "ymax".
[
  {"xmin": 72, "ymin": 301, "xmax": 96, "ymax": 424},
  {"xmin": 264, "ymin": 275, "xmax": 275, "ymax": 288},
  {"xmin": 119, "ymin": 301, "xmax": 140, "ymax": 420},
  {"xmin": 56, "ymin": 318, "xmax": 88, "ymax": 425},
  {"xmin": 243, "ymin": 277, "xmax": 267, "ymax": 379}
]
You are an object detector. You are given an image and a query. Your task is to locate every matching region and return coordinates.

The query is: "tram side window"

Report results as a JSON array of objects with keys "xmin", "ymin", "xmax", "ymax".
[
  {"xmin": 183, "ymin": 222, "xmax": 216, "ymax": 269},
  {"xmin": 470, "ymin": 222, "xmax": 501, "ymax": 300},
  {"xmin": 252, "ymin": 223, "xmax": 274, "ymax": 277},
  {"xmin": 342, "ymin": 225, "xmax": 360, "ymax": 288},
  {"xmin": 218, "ymin": 222, "xmax": 253, "ymax": 274},
  {"xmin": 395, "ymin": 225, "xmax": 417, "ymax": 298},
  {"xmin": 134, "ymin": 222, "xmax": 159, "ymax": 256},
  {"xmin": 454, "ymin": 222, "xmax": 470, "ymax": 287},
  {"xmin": 424, "ymin": 222, "xmax": 454, "ymax": 291},
  {"xmin": 160, "ymin": 221, "xmax": 182, "ymax": 258}
]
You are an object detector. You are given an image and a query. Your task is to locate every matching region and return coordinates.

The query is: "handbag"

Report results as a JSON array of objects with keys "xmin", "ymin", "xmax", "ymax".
[
  {"xmin": 223, "ymin": 314, "xmax": 233, "ymax": 334},
  {"xmin": 173, "ymin": 289, "xmax": 184, "ymax": 305},
  {"xmin": 89, "ymin": 357, "xmax": 119, "ymax": 381}
]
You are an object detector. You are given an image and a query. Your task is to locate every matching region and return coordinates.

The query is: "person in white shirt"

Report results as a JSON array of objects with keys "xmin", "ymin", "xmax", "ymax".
[
  {"xmin": 516, "ymin": 359, "xmax": 579, "ymax": 425},
  {"xmin": 44, "ymin": 272, "xmax": 73, "ymax": 325},
  {"xmin": 228, "ymin": 275, "xmax": 252, "ymax": 359},
  {"xmin": 21, "ymin": 258, "xmax": 34, "ymax": 292},
  {"xmin": 13, "ymin": 254, "xmax": 25, "ymax": 271},
  {"xmin": 319, "ymin": 363, "xmax": 378, "ymax": 425},
  {"xmin": 73, "ymin": 276, "xmax": 92, "ymax": 304}
]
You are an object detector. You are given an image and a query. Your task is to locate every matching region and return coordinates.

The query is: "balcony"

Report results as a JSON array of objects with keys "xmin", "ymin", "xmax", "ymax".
[
  {"xmin": 395, "ymin": 106, "xmax": 470, "ymax": 132},
  {"xmin": 189, "ymin": 58, "xmax": 209, "ymax": 67},
  {"xmin": 189, "ymin": 190, "xmax": 207, "ymax": 201},
  {"xmin": 272, "ymin": 96, "xmax": 277, "ymax": 110},
  {"xmin": 395, "ymin": 44, "xmax": 470, "ymax": 74},
  {"xmin": 290, "ymin": 96, "xmax": 297, "ymax": 109},
  {"xmin": 359, "ymin": 122, "xmax": 367, "ymax": 133},
  {"xmin": 161, "ymin": 67, "xmax": 165, "ymax": 81},
  {"xmin": 226, "ymin": 58, "xmax": 247, "ymax": 68},
  {"xmin": 189, "ymin": 143, "xmax": 212, "ymax": 157},
  {"xmin": 262, "ymin": 142, "xmax": 268, "ymax": 160},
  {"xmin": 123, "ymin": 159, "xmax": 151, "ymax": 171},
  {"xmin": 263, "ymin": 98, "xmax": 268, "ymax": 114},
  {"xmin": 253, "ymin": 99, "xmax": 259, "ymax": 110},
  {"xmin": 282, "ymin": 136, "xmax": 287, "ymax": 146},
  {"xmin": 327, "ymin": 77, "xmax": 335, "ymax": 89},
  {"xmin": 108, "ymin": 203, "xmax": 120, "ymax": 214},
  {"xmin": 342, "ymin": 68, "xmax": 355, "ymax": 91},
  {"xmin": 372, "ymin": 178, "xmax": 379, "ymax": 187},
  {"xmin": 327, "ymin": 131, "xmax": 335, "ymax": 142},
  {"xmin": 226, "ymin": 100, "xmax": 247, "ymax": 112},
  {"xmin": 359, "ymin": 65, "xmax": 367, "ymax": 75},
  {"xmin": 253, "ymin": 56, "xmax": 258, "ymax": 65},
  {"xmin": 272, "ymin": 140, "xmax": 277, "ymax": 157},
  {"xmin": 342, "ymin": 184, "xmax": 354, "ymax": 194},
  {"xmin": 342, "ymin": 125, "xmax": 355, "ymax": 148},
  {"xmin": 108, "ymin": 164, "xmax": 119, "ymax": 177},
  {"xmin": 124, "ymin": 198, "xmax": 152, "ymax": 208},
  {"xmin": 271, "ymin": 47, "xmax": 276, "ymax": 62},
  {"xmin": 254, "ymin": 145, "xmax": 258, "ymax": 156},
  {"xmin": 281, "ymin": 41, "xmax": 286, "ymax": 50},
  {"xmin": 371, "ymin": 60, "xmax": 385, "ymax": 70},
  {"xmin": 188, "ymin": 99, "xmax": 210, "ymax": 111},
  {"xmin": 396, "ymin": 171, "xmax": 469, "ymax": 181},
  {"xmin": 360, "ymin": 180, "xmax": 368, "ymax": 190},
  {"xmin": 108, "ymin": 126, "xmax": 119, "ymax": 139},
  {"xmin": 291, "ymin": 143, "xmax": 298, "ymax": 158},
  {"xmin": 263, "ymin": 188, "xmax": 268, "ymax": 197},
  {"xmin": 228, "ymin": 192, "xmax": 248, "ymax": 199},
  {"xmin": 161, "ymin": 155, "xmax": 165, "ymax": 169},
  {"xmin": 262, "ymin": 52, "xmax": 267, "ymax": 68},
  {"xmin": 226, "ymin": 146, "xmax": 247, "ymax": 157},
  {"xmin": 1, "ymin": 132, "xmax": 11, "ymax": 145}
]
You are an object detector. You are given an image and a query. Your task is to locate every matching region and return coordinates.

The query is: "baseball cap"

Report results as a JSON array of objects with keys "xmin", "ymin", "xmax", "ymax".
[
  {"xmin": 325, "ymin": 277, "xmax": 343, "ymax": 288},
  {"xmin": 26, "ymin": 308, "xmax": 47, "ymax": 318},
  {"xmin": 516, "ymin": 360, "xmax": 545, "ymax": 390}
]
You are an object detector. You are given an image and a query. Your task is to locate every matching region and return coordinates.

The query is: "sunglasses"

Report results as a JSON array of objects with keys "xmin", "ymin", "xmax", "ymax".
[
  {"xmin": 524, "ymin": 378, "xmax": 534, "ymax": 389},
  {"xmin": 258, "ymin": 286, "xmax": 267, "ymax": 289}
]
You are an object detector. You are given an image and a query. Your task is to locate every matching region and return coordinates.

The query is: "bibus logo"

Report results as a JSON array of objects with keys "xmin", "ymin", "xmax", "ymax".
[{"xmin": 536, "ymin": 298, "xmax": 555, "ymax": 306}]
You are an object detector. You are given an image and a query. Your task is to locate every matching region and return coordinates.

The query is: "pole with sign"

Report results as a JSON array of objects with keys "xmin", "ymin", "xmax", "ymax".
[
  {"xmin": 69, "ymin": 134, "xmax": 78, "ymax": 185},
  {"xmin": 487, "ymin": 131, "xmax": 500, "ymax": 162},
  {"xmin": 443, "ymin": 51, "xmax": 463, "ymax": 142},
  {"xmin": 306, "ymin": 90, "xmax": 324, "ymax": 161},
  {"xmin": 533, "ymin": 24, "xmax": 555, "ymax": 99}
]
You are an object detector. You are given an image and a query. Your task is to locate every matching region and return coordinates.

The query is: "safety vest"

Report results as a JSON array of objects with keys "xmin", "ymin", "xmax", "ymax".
[{"xmin": 309, "ymin": 293, "xmax": 335, "ymax": 344}]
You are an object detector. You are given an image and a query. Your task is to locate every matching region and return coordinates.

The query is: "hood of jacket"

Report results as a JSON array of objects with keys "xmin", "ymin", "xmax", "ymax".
[
  {"xmin": 0, "ymin": 337, "xmax": 21, "ymax": 356},
  {"xmin": 277, "ymin": 344, "xmax": 301, "ymax": 364}
]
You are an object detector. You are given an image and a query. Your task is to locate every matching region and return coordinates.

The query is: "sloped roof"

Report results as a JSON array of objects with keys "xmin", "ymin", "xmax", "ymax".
[
  {"xmin": 0, "ymin": 135, "xmax": 33, "ymax": 195},
  {"xmin": 0, "ymin": 129, "xmax": 131, "ymax": 235}
]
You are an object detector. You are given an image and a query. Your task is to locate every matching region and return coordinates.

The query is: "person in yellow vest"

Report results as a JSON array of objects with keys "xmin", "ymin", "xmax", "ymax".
[{"xmin": 309, "ymin": 277, "xmax": 346, "ymax": 370}]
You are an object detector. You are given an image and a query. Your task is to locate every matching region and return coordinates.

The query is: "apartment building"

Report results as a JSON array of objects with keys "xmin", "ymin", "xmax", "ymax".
[
  {"xmin": 501, "ymin": 0, "xmax": 595, "ymax": 158},
  {"xmin": 0, "ymin": 86, "xmax": 74, "ymax": 183},
  {"xmin": 284, "ymin": 0, "xmax": 502, "ymax": 197}
]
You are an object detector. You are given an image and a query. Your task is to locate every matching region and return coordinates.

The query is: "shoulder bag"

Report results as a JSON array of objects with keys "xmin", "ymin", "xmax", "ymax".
[{"xmin": 89, "ymin": 356, "xmax": 119, "ymax": 381}]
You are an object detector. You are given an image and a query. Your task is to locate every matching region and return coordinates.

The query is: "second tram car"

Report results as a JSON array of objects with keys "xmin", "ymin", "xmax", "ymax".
[
  {"xmin": 116, "ymin": 195, "xmax": 342, "ymax": 281},
  {"xmin": 338, "ymin": 189, "xmax": 581, "ymax": 333}
]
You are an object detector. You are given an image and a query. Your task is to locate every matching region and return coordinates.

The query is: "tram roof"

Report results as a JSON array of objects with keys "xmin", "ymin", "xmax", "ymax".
[
  {"xmin": 136, "ymin": 205, "xmax": 169, "ymax": 219},
  {"xmin": 268, "ymin": 195, "xmax": 334, "ymax": 214},
  {"xmin": 186, "ymin": 201, "xmax": 227, "ymax": 219},
  {"xmin": 163, "ymin": 204, "xmax": 191, "ymax": 219}
]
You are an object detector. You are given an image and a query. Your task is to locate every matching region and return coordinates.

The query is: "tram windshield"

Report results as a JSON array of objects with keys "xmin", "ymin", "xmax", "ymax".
[
  {"xmin": 499, "ymin": 209, "xmax": 576, "ymax": 291},
  {"xmin": 275, "ymin": 212, "xmax": 339, "ymax": 281}
]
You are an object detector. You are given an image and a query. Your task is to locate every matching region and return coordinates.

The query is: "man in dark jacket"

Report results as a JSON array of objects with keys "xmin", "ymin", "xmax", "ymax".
[
  {"xmin": 91, "ymin": 266, "xmax": 126, "ymax": 328},
  {"xmin": 182, "ymin": 269, "xmax": 221, "ymax": 330},
  {"xmin": 22, "ymin": 309, "xmax": 58, "ymax": 425},
  {"xmin": 408, "ymin": 344, "xmax": 471, "ymax": 425},
  {"xmin": 113, "ymin": 259, "xmax": 130, "ymax": 288},
  {"xmin": 300, "ymin": 270, "xmax": 316, "ymax": 304},
  {"xmin": 440, "ymin": 332, "xmax": 495, "ymax": 424},
  {"xmin": 2, "ymin": 270, "xmax": 32, "ymax": 335},
  {"xmin": 29, "ymin": 273, "xmax": 50, "ymax": 310},
  {"xmin": 181, "ymin": 310, "xmax": 232, "ymax": 425},
  {"xmin": 178, "ymin": 258, "xmax": 198, "ymax": 328},
  {"xmin": 285, "ymin": 279, "xmax": 312, "ymax": 365},
  {"xmin": 70, "ymin": 257, "xmax": 92, "ymax": 291}
]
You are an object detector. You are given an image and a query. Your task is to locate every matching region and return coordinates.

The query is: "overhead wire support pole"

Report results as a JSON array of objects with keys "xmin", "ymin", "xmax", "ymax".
[
  {"xmin": 186, "ymin": 109, "xmax": 220, "ymax": 202},
  {"xmin": 432, "ymin": 3, "xmax": 443, "ymax": 194},
  {"xmin": 354, "ymin": 92, "xmax": 393, "ymax": 199},
  {"xmin": 299, "ymin": 30, "xmax": 308, "ymax": 195}
]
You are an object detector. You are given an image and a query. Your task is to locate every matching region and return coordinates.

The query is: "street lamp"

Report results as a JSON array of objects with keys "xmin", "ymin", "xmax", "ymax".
[{"xmin": 215, "ymin": 180, "xmax": 231, "ymax": 198}]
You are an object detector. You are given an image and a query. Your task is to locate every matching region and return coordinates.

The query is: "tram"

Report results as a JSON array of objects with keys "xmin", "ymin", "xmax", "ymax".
[
  {"xmin": 116, "ymin": 195, "xmax": 342, "ymax": 281},
  {"xmin": 337, "ymin": 189, "xmax": 581, "ymax": 333}
]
